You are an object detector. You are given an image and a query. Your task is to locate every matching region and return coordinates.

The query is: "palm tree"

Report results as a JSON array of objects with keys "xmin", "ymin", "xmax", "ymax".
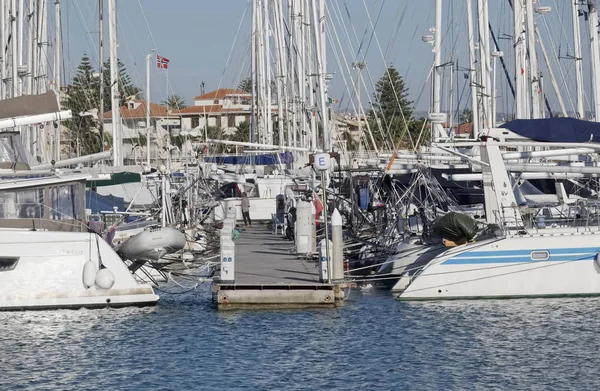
[{"xmin": 162, "ymin": 94, "xmax": 188, "ymax": 110}]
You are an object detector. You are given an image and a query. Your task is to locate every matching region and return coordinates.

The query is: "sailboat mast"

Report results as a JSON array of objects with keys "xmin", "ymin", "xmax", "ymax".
[
  {"xmin": 54, "ymin": 0, "xmax": 60, "ymax": 160},
  {"xmin": 263, "ymin": 0, "xmax": 272, "ymax": 145},
  {"xmin": 99, "ymin": 0, "xmax": 104, "ymax": 151},
  {"xmin": 588, "ymin": 1, "xmax": 600, "ymax": 121},
  {"xmin": 572, "ymin": 1, "xmax": 584, "ymax": 119},
  {"xmin": 524, "ymin": 0, "xmax": 541, "ymax": 119},
  {"xmin": 108, "ymin": 0, "xmax": 121, "ymax": 165},
  {"xmin": 477, "ymin": 0, "xmax": 492, "ymax": 128},
  {"xmin": 250, "ymin": 0, "xmax": 256, "ymax": 143},
  {"xmin": 466, "ymin": 0, "xmax": 479, "ymax": 137}
]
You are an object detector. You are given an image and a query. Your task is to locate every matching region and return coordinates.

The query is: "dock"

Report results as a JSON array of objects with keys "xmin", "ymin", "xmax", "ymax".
[{"xmin": 212, "ymin": 225, "xmax": 345, "ymax": 310}]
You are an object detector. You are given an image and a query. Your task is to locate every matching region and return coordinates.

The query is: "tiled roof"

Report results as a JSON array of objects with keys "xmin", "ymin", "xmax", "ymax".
[
  {"xmin": 193, "ymin": 88, "xmax": 248, "ymax": 100},
  {"xmin": 104, "ymin": 100, "xmax": 176, "ymax": 119}
]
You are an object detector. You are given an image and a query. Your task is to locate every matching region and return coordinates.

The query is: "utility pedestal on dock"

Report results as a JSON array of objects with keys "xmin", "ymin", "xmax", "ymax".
[{"xmin": 212, "ymin": 226, "xmax": 347, "ymax": 310}]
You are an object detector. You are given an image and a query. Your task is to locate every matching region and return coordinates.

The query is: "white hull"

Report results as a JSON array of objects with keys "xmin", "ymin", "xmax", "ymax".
[
  {"xmin": 0, "ymin": 230, "xmax": 158, "ymax": 310},
  {"xmin": 399, "ymin": 234, "xmax": 600, "ymax": 300}
]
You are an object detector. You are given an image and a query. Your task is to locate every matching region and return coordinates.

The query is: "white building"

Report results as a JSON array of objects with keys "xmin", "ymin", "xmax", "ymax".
[
  {"xmin": 103, "ymin": 99, "xmax": 179, "ymax": 164},
  {"xmin": 179, "ymin": 88, "xmax": 252, "ymax": 137}
]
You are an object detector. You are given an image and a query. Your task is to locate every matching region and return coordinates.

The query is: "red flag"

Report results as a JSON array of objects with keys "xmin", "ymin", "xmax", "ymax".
[{"xmin": 156, "ymin": 55, "xmax": 170, "ymax": 69}]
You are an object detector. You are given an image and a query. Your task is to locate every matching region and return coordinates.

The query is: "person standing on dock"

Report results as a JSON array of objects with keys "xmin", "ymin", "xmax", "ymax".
[{"xmin": 241, "ymin": 192, "xmax": 251, "ymax": 227}]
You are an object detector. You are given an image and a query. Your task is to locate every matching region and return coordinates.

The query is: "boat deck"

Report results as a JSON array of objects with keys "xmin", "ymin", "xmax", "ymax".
[{"xmin": 212, "ymin": 225, "xmax": 344, "ymax": 310}]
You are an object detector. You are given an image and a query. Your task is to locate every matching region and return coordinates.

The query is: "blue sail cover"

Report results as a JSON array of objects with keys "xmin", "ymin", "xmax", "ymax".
[
  {"xmin": 86, "ymin": 189, "xmax": 127, "ymax": 214},
  {"xmin": 500, "ymin": 118, "xmax": 600, "ymax": 143},
  {"xmin": 203, "ymin": 151, "xmax": 294, "ymax": 165}
]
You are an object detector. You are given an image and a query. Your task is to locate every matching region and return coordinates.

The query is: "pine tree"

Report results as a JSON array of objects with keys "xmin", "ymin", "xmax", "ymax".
[
  {"xmin": 63, "ymin": 55, "xmax": 101, "ymax": 156},
  {"xmin": 368, "ymin": 66, "xmax": 416, "ymax": 148},
  {"xmin": 62, "ymin": 56, "xmax": 143, "ymax": 155},
  {"xmin": 238, "ymin": 77, "xmax": 252, "ymax": 93},
  {"xmin": 371, "ymin": 66, "xmax": 413, "ymax": 122},
  {"xmin": 102, "ymin": 59, "xmax": 142, "ymax": 111}
]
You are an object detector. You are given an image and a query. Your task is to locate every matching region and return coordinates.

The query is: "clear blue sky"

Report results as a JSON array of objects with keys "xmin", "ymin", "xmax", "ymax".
[{"xmin": 63, "ymin": 1, "xmax": 586, "ymax": 117}]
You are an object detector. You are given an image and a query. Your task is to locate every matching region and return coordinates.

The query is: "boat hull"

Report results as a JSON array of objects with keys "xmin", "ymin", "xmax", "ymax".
[
  {"xmin": 399, "ymin": 234, "xmax": 600, "ymax": 300},
  {"xmin": 0, "ymin": 230, "xmax": 158, "ymax": 310}
]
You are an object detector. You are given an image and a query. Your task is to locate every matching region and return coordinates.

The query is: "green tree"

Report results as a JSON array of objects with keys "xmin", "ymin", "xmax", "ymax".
[
  {"xmin": 63, "ymin": 55, "xmax": 101, "ymax": 156},
  {"xmin": 229, "ymin": 120, "xmax": 250, "ymax": 142},
  {"xmin": 102, "ymin": 59, "xmax": 142, "ymax": 111},
  {"xmin": 162, "ymin": 94, "xmax": 188, "ymax": 110},
  {"xmin": 368, "ymin": 66, "xmax": 416, "ymax": 148},
  {"xmin": 238, "ymin": 77, "xmax": 252, "ymax": 93},
  {"xmin": 459, "ymin": 108, "xmax": 473, "ymax": 123},
  {"xmin": 371, "ymin": 66, "xmax": 413, "ymax": 122}
]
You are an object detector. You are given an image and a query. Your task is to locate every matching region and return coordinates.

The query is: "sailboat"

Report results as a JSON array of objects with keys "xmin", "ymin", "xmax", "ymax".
[{"xmin": 398, "ymin": 140, "xmax": 600, "ymax": 300}]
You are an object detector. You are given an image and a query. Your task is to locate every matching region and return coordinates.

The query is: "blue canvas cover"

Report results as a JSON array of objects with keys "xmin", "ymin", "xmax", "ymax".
[
  {"xmin": 86, "ymin": 189, "xmax": 127, "ymax": 214},
  {"xmin": 500, "ymin": 118, "xmax": 600, "ymax": 143}
]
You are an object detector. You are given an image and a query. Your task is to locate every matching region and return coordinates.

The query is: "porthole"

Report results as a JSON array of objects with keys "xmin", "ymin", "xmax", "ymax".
[{"xmin": 531, "ymin": 251, "xmax": 549, "ymax": 261}]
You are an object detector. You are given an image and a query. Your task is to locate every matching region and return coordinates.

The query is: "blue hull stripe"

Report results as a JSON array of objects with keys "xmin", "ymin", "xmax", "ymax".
[{"xmin": 442, "ymin": 247, "xmax": 600, "ymax": 265}]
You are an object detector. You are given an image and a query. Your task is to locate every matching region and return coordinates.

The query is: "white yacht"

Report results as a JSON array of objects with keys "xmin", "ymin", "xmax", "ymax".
[
  {"xmin": 0, "ymin": 132, "xmax": 159, "ymax": 310},
  {"xmin": 398, "ymin": 141, "xmax": 600, "ymax": 300}
]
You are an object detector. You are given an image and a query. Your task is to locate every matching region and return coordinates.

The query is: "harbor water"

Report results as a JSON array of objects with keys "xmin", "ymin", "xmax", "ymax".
[{"xmin": 2, "ymin": 286, "xmax": 598, "ymax": 390}]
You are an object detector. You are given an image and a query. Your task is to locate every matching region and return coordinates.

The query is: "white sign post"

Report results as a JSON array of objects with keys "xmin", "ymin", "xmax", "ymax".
[{"xmin": 313, "ymin": 153, "xmax": 331, "ymax": 283}]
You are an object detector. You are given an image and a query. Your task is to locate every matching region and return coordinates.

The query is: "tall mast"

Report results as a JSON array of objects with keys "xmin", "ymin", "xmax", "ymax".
[
  {"xmin": 316, "ymin": 0, "xmax": 329, "ymax": 151},
  {"xmin": 10, "ymin": 0, "xmax": 18, "ymax": 97},
  {"xmin": 250, "ymin": 0, "xmax": 256, "ymax": 143},
  {"xmin": 288, "ymin": 0, "xmax": 296, "ymax": 150},
  {"xmin": 477, "ymin": 0, "xmax": 492, "ymax": 128},
  {"xmin": 525, "ymin": 0, "xmax": 541, "ymax": 118},
  {"xmin": 145, "ymin": 53, "xmax": 151, "ymax": 166},
  {"xmin": 108, "ymin": 0, "xmax": 121, "ymax": 165},
  {"xmin": 308, "ymin": 0, "xmax": 317, "ymax": 151},
  {"xmin": 513, "ymin": 0, "xmax": 527, "ymax": 119},
  {"xmin": 588, "ymin": 1, "xmax": 600, "ymax": 121},
  {"xmin": 98, "ymin": 0, "xmax": 104, "ymax": 151},
  {"xmin": 17, "ymin": 0, "xmax": 23, "ymax": 93},
  {"xmin": 431, "ymin": 0, "xmax": 444, "ymax": 140},
  {"xmin": 273, "ymin": 0, "xmax": 286, "ymax": 148},
  {"xmin": 54, "ymin": 0, "xmax": 60, "ymax": 160},
  {"xmin": 572, "ymin": 1, "xmax": 584, "ymax": 119},
  {"xmin": 263, "ymin": 0, "xmax": 272, "ymax": 145},
  {"xmin": 466, "ymin": 0, "xmax": 479, "ymax": 136}
]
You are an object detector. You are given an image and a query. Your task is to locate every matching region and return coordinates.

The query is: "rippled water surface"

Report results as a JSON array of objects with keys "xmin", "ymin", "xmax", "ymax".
[{"xmin": 2, "ymin": 286, "xmax": 599, "ymax": 390}]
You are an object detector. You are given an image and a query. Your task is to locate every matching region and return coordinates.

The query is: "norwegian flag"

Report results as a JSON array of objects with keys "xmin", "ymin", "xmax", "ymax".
[{"xmin": 156, "ymin": 55, "xmax": 170, "ymax": 69}]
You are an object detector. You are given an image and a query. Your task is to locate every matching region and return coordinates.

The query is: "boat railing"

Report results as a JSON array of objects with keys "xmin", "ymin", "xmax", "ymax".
[{"xmin": 499, "ymin": 200, "xmax": 600, "ymax": 235}]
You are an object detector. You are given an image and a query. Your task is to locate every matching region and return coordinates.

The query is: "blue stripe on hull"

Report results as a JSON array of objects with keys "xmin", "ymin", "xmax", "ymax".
[{"xmin": 442, "ymin": 247, "xmax": 600, "ymax": 265}]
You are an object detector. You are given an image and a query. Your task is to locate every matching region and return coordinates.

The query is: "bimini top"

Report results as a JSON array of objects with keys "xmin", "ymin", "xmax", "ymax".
[{"xmin": 500, "ymin": 117, "xmax": 600, "ymax": 143}]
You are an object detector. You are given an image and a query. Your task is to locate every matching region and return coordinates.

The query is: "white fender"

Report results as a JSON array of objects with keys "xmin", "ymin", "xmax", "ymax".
[
  {"xmin": 95, "ymin": 268, "xmax": 116, "ymax": 290},
  {"xmin": 82, "ymin": 260, "xmax": 98, "ymax": 288}
]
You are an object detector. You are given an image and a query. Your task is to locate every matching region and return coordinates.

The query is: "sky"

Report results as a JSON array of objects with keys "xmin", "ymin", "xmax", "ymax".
[
  {"xmin": 63, "ymin": 1, "xmax": 438, "ymax": 110},
  {"xmin": 62, "ymin": 1, "xmax": 592, "ymax": 117}
]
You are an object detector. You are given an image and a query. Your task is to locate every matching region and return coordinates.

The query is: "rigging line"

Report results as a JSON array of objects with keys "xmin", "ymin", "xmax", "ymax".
[
  {"xmin": 543, "ymin": 1, "xmax": 577, "ymax": 115},
  {"xmin": 335, "ymin": 0, "xmax": 393, "ymax": 151},
  {"xmin": 325, "ymin": 16, "xmax": 372, "ymax": 157}
]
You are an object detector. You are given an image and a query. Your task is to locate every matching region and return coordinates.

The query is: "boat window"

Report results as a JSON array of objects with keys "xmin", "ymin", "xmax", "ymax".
[
  {"xmin": 0, "ymin": 188, "xmax": 44, "ymax": 219},
  {"xmin": 0, "ymin": 257, "xmax": 19, "ymax": 271},
  {"xmin": 531, "ymin": 251, "xmax": 549, "ymax": 261},
  {"xmin": 50, "ymin": 184, "xmax": 82, "ymax": 220}
]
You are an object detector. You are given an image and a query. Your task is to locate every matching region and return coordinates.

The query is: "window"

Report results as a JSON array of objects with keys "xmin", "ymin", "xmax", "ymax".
[
  {"xmin": 191, "ymin": 117, "xmax": 200, "ymax": 129},
  {"xmin": 0, "ymin": 257, "xmax": 19, "ymax": 271},
  {"xmin": 50, "ymin": 184, "xmax": 82, "ymax": 220},
  {"xmin": 531, "ymin": 251, "xmax": 549, "ymax": 261},
  {"xmin": 0, "ymin": 188, "xmax": 44, "ymax": 219},
  {"xmin": 228, "ymin": 115, "xmax": 235, "ymax": 128}
]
